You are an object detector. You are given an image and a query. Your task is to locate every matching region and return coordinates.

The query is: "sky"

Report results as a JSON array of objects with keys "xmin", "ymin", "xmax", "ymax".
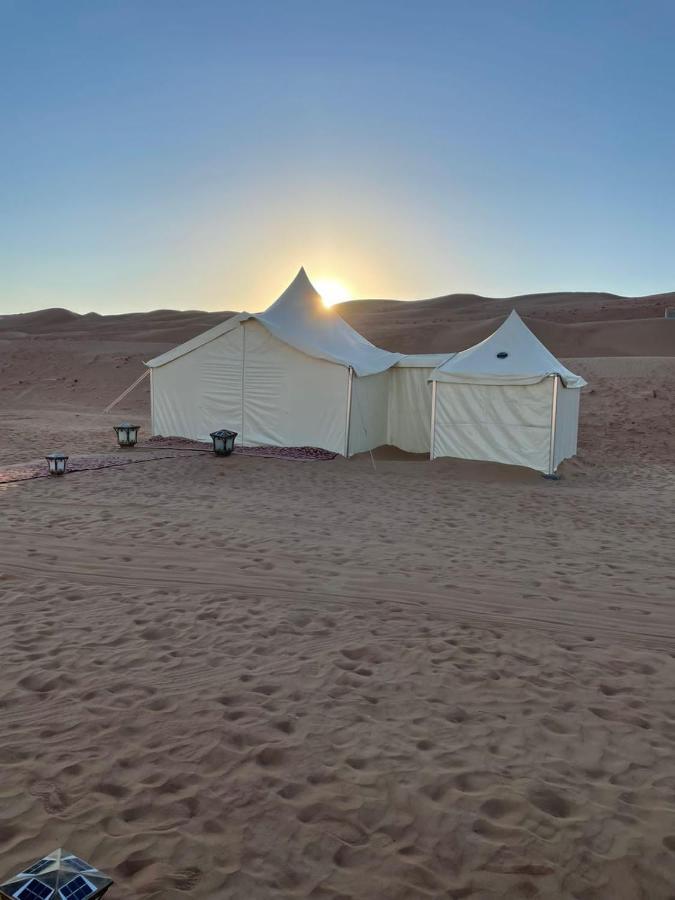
[{"xmin": 1, "ymin": 0, "xmax": 675, "ymax": 314}]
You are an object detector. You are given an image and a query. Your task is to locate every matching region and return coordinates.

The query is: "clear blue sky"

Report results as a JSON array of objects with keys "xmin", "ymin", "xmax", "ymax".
[{"xmin": 2, "ymin": 0, "xmax": 674, "ymax": 313}]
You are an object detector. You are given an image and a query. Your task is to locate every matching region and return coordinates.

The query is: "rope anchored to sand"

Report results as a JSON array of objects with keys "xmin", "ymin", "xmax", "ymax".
[
  {"xmin": 103, "ymin": 369, "xmax": 150, "ymax": 413},
  {"xmin": 0, "ymin": 452, "xmax": 181, "ymax": 484}
]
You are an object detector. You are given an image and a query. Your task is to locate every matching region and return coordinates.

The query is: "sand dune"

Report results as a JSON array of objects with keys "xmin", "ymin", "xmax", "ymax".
[
  {"xmin": 1, "ymin": 294, "xmax": 674, "ymax": 898},
  {"xmin": 3, "ymin": 288, "xmax": 674, "ymax": 359}
]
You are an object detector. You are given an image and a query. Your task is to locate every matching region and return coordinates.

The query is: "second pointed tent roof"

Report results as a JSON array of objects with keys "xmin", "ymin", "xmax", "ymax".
[
  {"xmin": 429, "ymin": 310, "xmax": 586, "ymax": 387},
  {"xmin": 146, "ymin": 268, "xmax": 403, "ymax": 377}
]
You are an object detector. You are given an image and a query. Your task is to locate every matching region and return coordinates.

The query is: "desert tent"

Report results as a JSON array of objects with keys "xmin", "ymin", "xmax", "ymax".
[
  {"xmin": 145, "ymin": 269, "xmax": 404, "ymax": 455},
  {"xmin": 429, "ymin": 311, "xmax": 586, "ymax": 474},
  {"xmin": 387, "ymin": 354, "xmax": 453, "ymax": 453}
]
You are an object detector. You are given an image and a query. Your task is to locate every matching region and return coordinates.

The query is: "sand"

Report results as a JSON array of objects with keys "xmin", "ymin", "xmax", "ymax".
[{"xmin": 1, "ymin": 298, "xmax": 674, "ymax": 899}]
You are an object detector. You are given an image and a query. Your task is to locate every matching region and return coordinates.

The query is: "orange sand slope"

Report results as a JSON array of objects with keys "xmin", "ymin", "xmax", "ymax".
[{"xmin": 0, "ymin": 293, "xmax": 674, "ymax": 899}]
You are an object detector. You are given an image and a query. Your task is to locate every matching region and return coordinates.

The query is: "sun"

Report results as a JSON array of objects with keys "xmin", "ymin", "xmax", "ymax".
[{"xmin": 314, "ymin": 278, "xmax": 353, "ymax": 308}]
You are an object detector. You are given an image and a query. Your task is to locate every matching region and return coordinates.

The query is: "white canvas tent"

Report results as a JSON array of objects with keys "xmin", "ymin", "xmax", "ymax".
[
  {"xmin": 429, "ymin": 311, "xmax": 586, "ymax": 474},
  {"xmin": 145, "ymin": 269, "xmax": 404, "ymax": 455}
]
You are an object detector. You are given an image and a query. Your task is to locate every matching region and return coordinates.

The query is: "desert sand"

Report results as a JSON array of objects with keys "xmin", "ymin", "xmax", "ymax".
[{"xmin": 0, "ymin": 293, "xmax": 674, "ymax": 899}]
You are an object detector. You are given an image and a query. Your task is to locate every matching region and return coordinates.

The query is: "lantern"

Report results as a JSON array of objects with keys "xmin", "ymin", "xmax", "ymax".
[
  {"xmin": 113, "ymin": 422, "xmax": 140, "ymax": 447},
  {"xmin": 45, "ymin": 452, "xmax": 68, "ymax": 476},
  {"xmin": 0, "ymin": 848, "xmax": 113, "ymax": 899},
  {"xmin": 209, "ymin": 429, "xmax": 238, "ymax": 456}
]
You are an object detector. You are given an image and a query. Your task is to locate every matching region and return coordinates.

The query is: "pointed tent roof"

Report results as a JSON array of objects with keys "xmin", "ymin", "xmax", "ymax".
[
  {"xmin": 146, "ymin": 268, "xmax": 402, "ymax": 376},
  {"xmin": 255, "ymin": 268, "xmax": 402, "ymax": 375},
  {"xmin": 429, "ymin": 310, "xmax": 586, "ymax": 387}
]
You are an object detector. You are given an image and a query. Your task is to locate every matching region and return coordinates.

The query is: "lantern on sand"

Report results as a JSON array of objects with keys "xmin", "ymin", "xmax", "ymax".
[
  {"xmin": 113, "ymin": 423, "xmax": 140, "ymax": 447},
  {"xmin": 45, "ymin": 452, "xmax": 68, "ymax": 476},
  {"xmin": 209, "ymin": 429, "xmax": 237, "ymax": 456}
]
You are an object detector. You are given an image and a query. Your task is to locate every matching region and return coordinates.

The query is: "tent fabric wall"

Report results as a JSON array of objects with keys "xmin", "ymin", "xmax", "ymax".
[
  {"xmin": 147, "ymin": 268, "xmax": 399, "ymax": 456},
  {"xmin": 429, "ymin": 312, "xmax": 585, "ymax": 473},
  {"xmin": 387, "ymin": 366, "xmax": 436, "ymax": 454},
  {"xmin": 151, "ymin": 324, "xmax": 244, "ymax": 442},
  {"xmin": 348, "ymin": 370, "xmax": 390, "ymax": 455},
  {"xmin": 241, "ymin": 321, "xmax": 349, "ymax": 454},
  {"xmin": 432, "ymin": 378, "xmax": 554, "ymax": 472},
  {"xmin": 553, "ymin": 384, "xmax": 581, "ymax": 469},
  {"xmin": 151, "ymin": 319, "xmax": 350, "ymax": 454}
]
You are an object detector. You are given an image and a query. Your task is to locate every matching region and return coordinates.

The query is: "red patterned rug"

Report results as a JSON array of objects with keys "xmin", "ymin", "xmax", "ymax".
[
  {"xmin": 0, "ymin": 440, "xmax": 337, "ymax": 484},
  {"xmin": 140, "ymin": 437, "xmax": 338, "ymax": 461}
]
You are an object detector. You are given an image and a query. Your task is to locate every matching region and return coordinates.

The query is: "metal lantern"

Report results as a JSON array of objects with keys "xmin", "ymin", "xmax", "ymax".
[
  {"xmin": 113, "ymin": 422, "xmax": 140, "ymax": 447},
  {"xmin": 46, "ymin": 452, "xmax": 68, "ymax": 476},
  {"xmin": 0, "ymin": 848, "xmax": 113, "ymax": 899},
  {"xmin": 210, "ymin": 428, "xmax": 238, "ymax": 456}
]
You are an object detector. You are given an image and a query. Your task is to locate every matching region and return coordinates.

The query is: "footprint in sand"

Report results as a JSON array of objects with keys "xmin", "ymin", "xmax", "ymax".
[
  {"xmin": 171, "ymin": 867, "xmax": 202, "ymax": 891},
  {"xmin": 527, "ymin": 785, "xmax": 572, "ymax": 818}
]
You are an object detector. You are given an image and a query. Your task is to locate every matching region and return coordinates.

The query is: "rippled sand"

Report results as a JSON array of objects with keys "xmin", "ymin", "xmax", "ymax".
[{"xmin": 1, "ymin": 363, "xmax": 674, "ymax": 898}]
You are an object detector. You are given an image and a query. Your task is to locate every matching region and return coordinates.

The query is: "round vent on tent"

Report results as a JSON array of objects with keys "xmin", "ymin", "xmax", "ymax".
[{"xmin": 496, "ymin": 351, "xmax": 509, "ymax": 359}]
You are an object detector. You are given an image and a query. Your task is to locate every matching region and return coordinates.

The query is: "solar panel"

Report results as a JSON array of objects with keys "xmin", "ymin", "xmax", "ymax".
[
  {"xmin": 58, "ymin": 877, "xmax": 95, "ymax": 900},
  {"xmin": 14, "ymin": 880, "xmax": 53, "ymax": 900},
  {"xmin": 62, "ymin": 859, "xmax": 92, "ymax": 874},
  {"xmin": 21, "ymin": 860, "xmax": 53, "ymax": 876}
]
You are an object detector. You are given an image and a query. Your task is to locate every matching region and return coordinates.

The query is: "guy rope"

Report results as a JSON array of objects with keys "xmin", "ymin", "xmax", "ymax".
[{"xmin": 103, "ymin": 369, "xmax": 150, "ymax": 413}]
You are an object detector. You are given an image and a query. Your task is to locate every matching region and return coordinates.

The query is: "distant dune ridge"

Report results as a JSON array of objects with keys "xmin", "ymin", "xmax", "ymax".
[{"xmin": 1, "ymin": 287, "xmax": 674, "ymax": 355}]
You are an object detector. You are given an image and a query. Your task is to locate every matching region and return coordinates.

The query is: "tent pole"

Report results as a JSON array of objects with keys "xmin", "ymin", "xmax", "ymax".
[
  {"xmin": 547, "ymin": 374, "xmax": 559, "ymax": 476},
  {"xmin": 239, "ymin": 320, "xmax": 246, "ymax": 447},
  {"xmin": 241, "ymin": 321, "xmax": 246, "ymax": 447},
  {"xmin": 429, "ymin": 381, "xmax": 437, "ymax": 460},
  {"xmin": 344, "ymin": 367, "xmax": 353, "ymax": 458},
  {"xmin": 150, "ymin": 370, "xmax": 155, "ymax": 434}
]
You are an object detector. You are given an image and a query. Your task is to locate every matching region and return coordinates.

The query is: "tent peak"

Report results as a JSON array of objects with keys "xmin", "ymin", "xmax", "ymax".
[
  {"xmin": 262, "ymin": 267, "xmax": 324, "ymax": 318},
  {"xmin": 290, "ymin": 266, "xmax": 315, "ymax": 290},
  {"xmin": 429, "ymin": 307, "xmax": 586, "ymax": 388}
]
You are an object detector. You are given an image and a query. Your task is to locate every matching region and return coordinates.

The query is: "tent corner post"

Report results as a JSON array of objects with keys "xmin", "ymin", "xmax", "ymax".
[
  {"xmin": 241, "ymin": 319, "xmax": 247, "ymax": 447},
  {"xmin": 547, "ymin": 374, "xmax": 559, "ymax": 477},
  {"xmin": 429, "ymin": 380, "xmax": 437, "ymax": 461},
  {"xmin": 344, "ymin": 367, "xmax": 353, "ymax": 458},
  {"xmin": 150, "ymin": 369, "xmax": 155, "ymax": 434}
]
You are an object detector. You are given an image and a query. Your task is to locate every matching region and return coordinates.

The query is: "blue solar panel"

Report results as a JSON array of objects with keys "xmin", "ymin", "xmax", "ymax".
[
  {"xmin": 59, "ymin": 877, "xmax": 95, "ymax": 900},
  {"xmin": 21, "ymin": 860, "xmax": 53, "ymax": 876},
  {"xmin": 14, "ymin": 880, "xmax": 53, "ymax": 900}
]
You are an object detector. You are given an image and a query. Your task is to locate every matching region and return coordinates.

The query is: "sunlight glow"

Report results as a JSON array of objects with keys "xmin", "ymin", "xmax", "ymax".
[{"xmin": 314, "ymin": 278, "xmax": 353, "ymax": 308}]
